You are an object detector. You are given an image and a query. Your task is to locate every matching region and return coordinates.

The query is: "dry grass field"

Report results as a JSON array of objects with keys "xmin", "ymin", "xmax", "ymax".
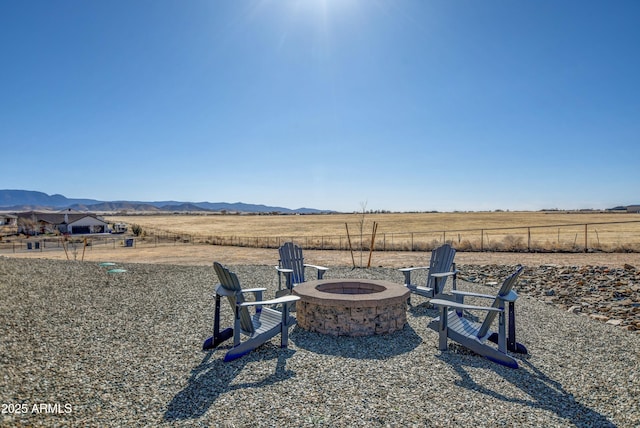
[
  {"xmin": 104, "ymin": 211, "xmax": 640, "ymax": 253},
  {"xmin": 5, "ymin": 211, "xmax": 640, "ymax": 268}
]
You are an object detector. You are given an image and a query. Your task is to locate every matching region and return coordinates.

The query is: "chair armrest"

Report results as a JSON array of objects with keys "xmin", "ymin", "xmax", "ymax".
[
  {"xmin": 399, "ymin": 266, "xmax": 430, "ymax": 285},
  {"xmin": 452, "ymin": 290, "xmax": 495, "ymax": 300},
  {"xmin": 215, "ymin": 285, "xmax": 267, "ymax": 299},
  {"xmin": 240, "ymin": 287, "xmax": 267, "ymax": 294},
  {"xmin": 452, "ymin": 290, "xmax": 519, "ymax": 303},
  {"xmin": 430, "ymin": 298, "xmax": 503, "ymax": 313},
  {"xmin": 431, "ymin": 270, "xmax": 459, "ymax": 278},
  {"xmin": 305, "ymin": 264, "xmax": 328, "ymax": 280},
  {"xmin": 275, "ymin": 267, "xmax": 294, "ymax": 274},
  {"xmin": 399, "ymin": 266, "xmax": 430, "ymax": 272},
  {"xmin": 215, "ymin": 284, "xmax": 234, "ymax": 297},
  {"xmin": 240, "ymin": 295, "xmax": 300, "ymax": 307},
  {"xmin": 304, "ymin": 263, "xmax": 328, "ymax": 272},
  {"xmin": 500, "ymin": 290, "xmax": 519, "ymax": 303}
]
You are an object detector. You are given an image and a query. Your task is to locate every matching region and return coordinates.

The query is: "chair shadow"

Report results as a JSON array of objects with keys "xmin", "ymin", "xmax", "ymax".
[
  {"xmin": 163, "ymin": 345, "xmax": 296, "ymax": 422},
  {"xmin": 412, "ymin": 294, "xmax": 616, "ymax": 426},
  {"xmin": 291, "ymin": 324, "xmax": 422, "ymax": 359},
  {"xmin": 436, "ymin": 352, "xmax": 617, "ymax": 427}
]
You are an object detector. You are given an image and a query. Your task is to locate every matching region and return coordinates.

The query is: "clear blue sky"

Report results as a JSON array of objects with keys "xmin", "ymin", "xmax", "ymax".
[{"xmin": 2, "ymin": 1, "xmax": 639, "ymax": 212}]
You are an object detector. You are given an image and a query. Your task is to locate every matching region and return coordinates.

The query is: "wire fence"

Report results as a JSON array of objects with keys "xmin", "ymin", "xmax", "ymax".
[
  {"xmin": 132, "ymin": 220, "xmax": 640, "ymax": 253},
  {"xmin": 0, "ymin": 235, "xmax": 129, "ymax": 257}
]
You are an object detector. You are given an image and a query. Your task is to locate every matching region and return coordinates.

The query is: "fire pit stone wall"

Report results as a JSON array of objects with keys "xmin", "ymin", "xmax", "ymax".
[{"xmin": 293, "ymin": 279, "xmax": 409, "ymax": 337}]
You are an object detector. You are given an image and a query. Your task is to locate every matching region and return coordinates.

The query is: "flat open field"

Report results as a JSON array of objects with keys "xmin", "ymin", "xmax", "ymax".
[
  {"xmin": 5, "ymin": 212, "xmax": 640, "ymax": 268},
  {"xmin": 104, "ymin": 211, "xmax": 640, "ymax": 252}
]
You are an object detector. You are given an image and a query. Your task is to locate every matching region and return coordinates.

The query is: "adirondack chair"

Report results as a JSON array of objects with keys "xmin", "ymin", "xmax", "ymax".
[
  {"xmin": 202, "ymin": 262, "xmax": 300, "ymax": 362},
  {"xmin": 428, "ymin": 266, "xmax": 527, "ymax": 369},
  {"xmin": 275, "ymin": 242, "xmax": 328, "ymax": 292},
  {"xmin": 399, "ymin": 244, "xmax": 458, "ymax": 304}
]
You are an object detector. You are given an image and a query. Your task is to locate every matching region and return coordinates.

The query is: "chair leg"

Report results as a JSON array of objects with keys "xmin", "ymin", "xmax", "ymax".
[
  {"xmin": 438, "ymin": 307, "xmax": 448, "ymax": 351},
  {"xmin": 454, "ymin": 292, "xmax": 463, "ymax": 317},
  {"xmin": 402, "ymin": 271, "xmax": 412, "ymax": 286},
  {"xmin": 203, "ymin": 294, "xmax": 233, "ymax": 350},
  {"xmin": 507, "ymin": 301, "xmax": 528, "ymax": 354},
  {"xmin": 508, "ymin": 301, "xmax": 516, "ymax": 352},
  {"xmin": 280, "ymin": 311, "xmax": 288, "ymax": 348},
  {"xmin": 434, "ymin": 276, "xmax": 443, "ymax": 295},
  {"xmin": 214, "ymin": 294, "xmax": 222, "ymax": 337},
  {"xmin": 497, "ymin": 311, "xmax": 506, "ymax": 353},
  {"xmin": 233, "ymin": 306, "xmax": 242, "ymax": 346},
  {"xmin": 285, "ymin": 272, "xmax": 293, "ymax": 290},
  {"xmin": 452, "ymin": 263, "xmax": 457, "ymax": 291},
  {"xmin": 280, "ymin": 303, "xmax": 294, "ymax": 348}
]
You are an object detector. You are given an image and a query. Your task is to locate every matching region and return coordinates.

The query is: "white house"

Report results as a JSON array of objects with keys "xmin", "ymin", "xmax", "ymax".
[{"xmin": 16, "ymin": 211, "xmax": 110, "ymax": 235}]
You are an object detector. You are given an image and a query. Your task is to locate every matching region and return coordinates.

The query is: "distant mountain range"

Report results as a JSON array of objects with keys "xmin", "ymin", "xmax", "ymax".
[{"xmin": 0, "ymin": 190, "xmax": 328, "ymax": 214}]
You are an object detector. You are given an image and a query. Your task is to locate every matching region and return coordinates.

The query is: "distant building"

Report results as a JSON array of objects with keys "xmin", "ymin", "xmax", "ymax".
[
  {"xmin": 0, "ymin": 213, "xmax": 18, "ymax": 236},
  {"xmin": 16, "ymin": 210, "xmax": 109, "ymax": 235},
  {"xmin": 628, "ymin": 205, "xmax": 640, "ymax": 213},
  {"xmin": 112, "ymin": 223, "xmax": 128, "ymax": 233}
]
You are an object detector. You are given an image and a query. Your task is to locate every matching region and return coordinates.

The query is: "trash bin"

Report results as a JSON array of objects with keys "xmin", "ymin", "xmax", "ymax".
[
  {"xmin": 35, "ymin": 242, "xmax": 40, "ymax": 250},
  {"xmin": 125, "ymin": 238, "xmax": 134, "ymax": 247},
  {"xmin": 27, "ymin": 242, "xmax": 32, "ymax": 250}
]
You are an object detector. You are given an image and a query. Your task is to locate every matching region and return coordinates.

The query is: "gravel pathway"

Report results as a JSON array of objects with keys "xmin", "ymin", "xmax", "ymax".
[{"xmin": 1, "ymin": 257, "xmax": 639, "ymax": 427}]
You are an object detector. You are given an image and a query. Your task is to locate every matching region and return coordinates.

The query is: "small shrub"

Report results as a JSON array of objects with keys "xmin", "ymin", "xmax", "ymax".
[
  {"xmin": 611, "ymin": 242, "xmax": 640, "ymax": 253},
  {"xmin": 502, "ymin": 235, "xmax": 525, "ymax": 251},
  {"xmin": 456, "ymin": 239, "xmax": 475, "ymax": 251},
  {"xmin": 131, "ymin": 224, "xmax": 143, "ymax": 236}
]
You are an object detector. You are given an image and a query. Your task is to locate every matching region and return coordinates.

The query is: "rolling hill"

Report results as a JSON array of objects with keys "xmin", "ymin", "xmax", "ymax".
[{"xmin": 0, "ymin": 190, "xmax": 327, "ymax": 214}]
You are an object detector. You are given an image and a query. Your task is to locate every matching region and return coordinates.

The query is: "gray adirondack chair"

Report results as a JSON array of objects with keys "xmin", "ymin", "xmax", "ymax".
[
  {"xmin": 428, "ymin": 265, "xmax": 527, "ymax": 369},
  {"xmin": 399, "ymin": 244, "xmax": 458, "ymax": 304},
  {"xmin": 202, "ymin": 262, "xmax": 300, "ymax": 362},
  {"xmin": 275, "ymin": 242, "xmax": 328, "ymax": 292}
]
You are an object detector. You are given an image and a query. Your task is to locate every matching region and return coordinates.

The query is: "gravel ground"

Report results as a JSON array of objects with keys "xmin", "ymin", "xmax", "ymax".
[{"xmin": 1, "ymin": 257, "xmax": 639, "ymax": 427}]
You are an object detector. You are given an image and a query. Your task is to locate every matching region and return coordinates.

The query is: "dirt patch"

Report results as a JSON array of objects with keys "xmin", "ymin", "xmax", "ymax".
[{"xmin": 4, "ymin": 242, "xmax": 640, "ymax": 268}]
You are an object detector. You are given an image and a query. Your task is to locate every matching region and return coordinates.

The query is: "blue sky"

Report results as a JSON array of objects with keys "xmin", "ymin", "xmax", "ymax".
[{"xmin": 2, "ymin": 1, "xmax": 639, "ymax": 212}]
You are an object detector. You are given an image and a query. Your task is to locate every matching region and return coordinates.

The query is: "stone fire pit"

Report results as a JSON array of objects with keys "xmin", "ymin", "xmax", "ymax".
[{"xmin": 293, "ymin": 279, "xmax": 410, "ymax": 336}]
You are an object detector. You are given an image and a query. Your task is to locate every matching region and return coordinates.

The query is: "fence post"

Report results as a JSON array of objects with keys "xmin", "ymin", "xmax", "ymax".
[
  {"xmin": 527, "ymin": 227, "xmax": 531, "ymax": 251},
  {"xmin": 411, "ymin": 233, "xmax": 414, "ymax": 252},
  {"xmin": 584, "ymin": 224, "xmax": 588, "ymax": 252},
  {"xmin": 480, "ymin": 229, "xmax": 484, "ymax": 251}
]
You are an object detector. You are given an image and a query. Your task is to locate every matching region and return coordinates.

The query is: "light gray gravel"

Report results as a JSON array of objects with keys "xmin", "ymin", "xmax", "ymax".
[{"xmin": 1, "ymin": 257, "xmax": 638, "ymax": 427}]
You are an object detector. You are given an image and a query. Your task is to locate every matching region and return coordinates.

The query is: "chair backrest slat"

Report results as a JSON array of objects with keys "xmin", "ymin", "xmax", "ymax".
[
  {"xmin": 279, "ymin": 242, "xmax": 306, "ymax": 284},
  {"xmin": 477, "ymin": 265, "xmax": 523, "ymax": 338},
  {"xmin": 426, "ymin": 244, "xmax": 456, "ymax": 290},
  {"xmin": 214, "ymin": 262, "xmax": 254, "ymax": 333}
]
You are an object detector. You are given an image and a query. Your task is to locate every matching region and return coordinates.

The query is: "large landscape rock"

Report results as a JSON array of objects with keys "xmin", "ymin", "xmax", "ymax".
[{"xmin": 459, "ymin": 264, "xmax": 640, "ymax": 332}]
